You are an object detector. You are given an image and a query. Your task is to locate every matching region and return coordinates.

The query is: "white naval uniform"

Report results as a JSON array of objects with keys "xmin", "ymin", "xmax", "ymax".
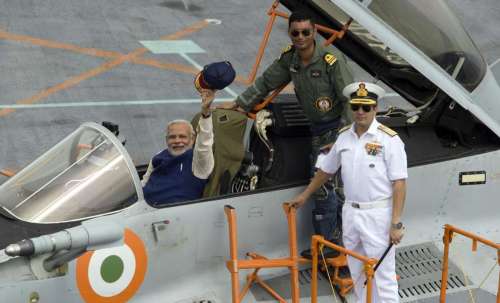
[{"xmin": 319, "ymin": 119, "xmax": 407, "ymax": 303}]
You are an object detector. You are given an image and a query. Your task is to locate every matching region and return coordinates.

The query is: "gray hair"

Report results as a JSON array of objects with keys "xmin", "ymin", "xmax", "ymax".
[{"xmin": 165, "ymin": 119, "xmax": 195, "ymax": 137}]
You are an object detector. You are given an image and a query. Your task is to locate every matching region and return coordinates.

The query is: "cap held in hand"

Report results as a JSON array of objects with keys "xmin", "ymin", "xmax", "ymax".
[{"xmin": 194, "ymin": 61, "xmax": 236, "ymax": 91}]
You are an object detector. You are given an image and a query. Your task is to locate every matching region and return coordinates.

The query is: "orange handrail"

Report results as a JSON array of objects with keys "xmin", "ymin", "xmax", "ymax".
[
  {"xmin": 310, "ymin": 235, "xmax": 377, "ymax": 303},
  {"xmin": 223, "ymin": 203, "xmax": 301, "ymax": 303},
  {"xmin": 440, "ymin": 224, "xmax": 500, "ymax": 303},
  {"xmin": 243, "ymin": 1, "xmax": 352, "ymax": 119}
]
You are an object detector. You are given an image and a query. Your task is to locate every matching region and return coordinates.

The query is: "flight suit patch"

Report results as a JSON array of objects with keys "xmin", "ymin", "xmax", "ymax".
[
  {"xmin": 314, "ymin": 96, "xmax": 333, "ymax": 112},
  {"xmin": 279, "ymin": 44, "xmax": 293, "ymax": 60},
  {"xmin": 324, "ymin": 53, "xmax": 337, "ymax": 66},
  {"xmin": 311, "ymin": 70, "xmax": 321, "ymax": 78},
  {"xmin": 365, "ymin": 141, "xmax": 383, "ymax": 156},
  {"xmin": 218, "ymin": 114, "xmax": 229, "ymax": 123}
]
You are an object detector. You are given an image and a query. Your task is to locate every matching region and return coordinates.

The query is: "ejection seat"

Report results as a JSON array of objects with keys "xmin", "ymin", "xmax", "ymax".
[{"xmin": 191, "ymin": 109, "xmax": 249, "ymax": 197}]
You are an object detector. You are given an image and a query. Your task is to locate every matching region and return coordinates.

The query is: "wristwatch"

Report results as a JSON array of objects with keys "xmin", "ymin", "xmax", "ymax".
[{"xmin": 391, "ymin": 222, "xmax": 403, "ymax": 229}]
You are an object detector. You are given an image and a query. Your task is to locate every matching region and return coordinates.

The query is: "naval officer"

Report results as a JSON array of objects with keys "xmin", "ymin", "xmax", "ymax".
[
  {"xmin": 289, "ymin": 82, "xmax": 407, "ymax": 303},
  {"xmin": 219, "ymin": 10, "xmax": 353, "ymax": 243}
]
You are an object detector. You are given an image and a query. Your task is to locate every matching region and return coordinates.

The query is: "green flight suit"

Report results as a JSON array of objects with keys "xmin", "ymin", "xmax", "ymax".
[
  {"xmin": 235, "ymin": 42, "xmax": 353, "ymax": 130},
  {"xmin": 235, "ymin": 42, "xmax": 353, "ymax": 241}
]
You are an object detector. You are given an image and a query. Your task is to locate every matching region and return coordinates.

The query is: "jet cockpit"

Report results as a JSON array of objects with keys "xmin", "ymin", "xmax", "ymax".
[{"xmin": 0, "ymin": 123, "xmax": 142, "ymax": 224}]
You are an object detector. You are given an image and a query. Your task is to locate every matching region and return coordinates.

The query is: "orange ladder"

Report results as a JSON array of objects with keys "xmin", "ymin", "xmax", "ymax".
[
  {"xmin": 440, "ymin": 224, "xmax": 500, "ymax": 303},
  {"xmin": 224, "ymin": 203, "xmax": 355, "ymax": 302},
  {"xmin": 224, "ymin": 203, "xmax": 301, "ymax": 302}
]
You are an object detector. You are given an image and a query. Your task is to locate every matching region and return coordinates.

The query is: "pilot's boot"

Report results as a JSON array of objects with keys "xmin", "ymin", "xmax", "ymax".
[{"xmin": 301, "ymin": 187, "xmax": 341, "ymax": 259}]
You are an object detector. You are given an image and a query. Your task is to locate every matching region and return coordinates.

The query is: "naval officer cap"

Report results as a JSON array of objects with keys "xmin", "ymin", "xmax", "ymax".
[
  {"xmin": 343, "ymin": 82, "xmax": 385, "ymax": 105},
  {"xmin": 194, "ymin": 61, "xmax": 236, "ymax": 91}
]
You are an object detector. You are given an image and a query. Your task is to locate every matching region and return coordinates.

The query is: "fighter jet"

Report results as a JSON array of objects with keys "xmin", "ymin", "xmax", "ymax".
[{"xmin": 0, "ymin": 0, "xmax": 498, "ymax": 302}]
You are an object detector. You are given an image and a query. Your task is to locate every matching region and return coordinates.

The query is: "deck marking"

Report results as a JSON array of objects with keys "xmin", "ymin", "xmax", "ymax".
[
  {"xmin": 0, "ymin": 29, "xmax": 122, "ymax": 59},
  {"xmin": 0, "ymin": 98, "xmax": 234, "ymax": 109},
  {"xmin": 0, "ymin": 20, "xmax": 210, "ymax": 117},
  {"xmin": 0, "ymin": 28, "xmax": 244, "ymax": 82},
  {"xmin": 205, "ymin": 19, "xmax": 222, "ymax": 25},
  {"xmin": 140, "ymin": 40, "xmax": 206, "ymax": 54}
]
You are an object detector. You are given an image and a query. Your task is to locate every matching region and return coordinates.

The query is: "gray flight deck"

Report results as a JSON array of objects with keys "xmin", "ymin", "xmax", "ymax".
[{"xmin": 0, "ymin": 0, "xmax": 499, "ymax": 175}]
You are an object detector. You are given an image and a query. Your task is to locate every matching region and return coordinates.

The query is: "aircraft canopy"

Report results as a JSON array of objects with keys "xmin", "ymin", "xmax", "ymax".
[{"xmin": 0, "ymin": 123, "xmax": 142, "ymax": 224}]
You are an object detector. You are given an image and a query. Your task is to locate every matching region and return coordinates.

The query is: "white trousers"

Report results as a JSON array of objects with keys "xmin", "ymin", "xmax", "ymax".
[{"xmin": 342, "ymin": 205, "xmax": 399, "ymax": 303}]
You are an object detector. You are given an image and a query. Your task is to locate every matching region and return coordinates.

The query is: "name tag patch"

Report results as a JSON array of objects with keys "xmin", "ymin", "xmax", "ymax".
[{"xmin": 311, "ymin": 70, "xmax": 321, "ymax": 78}]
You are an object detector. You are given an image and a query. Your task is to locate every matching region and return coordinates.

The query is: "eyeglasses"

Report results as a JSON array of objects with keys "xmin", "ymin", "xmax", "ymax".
[
  {"xmin": 290, "ymin": 29, "xmax": 312, "ymax": 37},
  {"xmin": 350, "ymin": 104, "xmax": 374, "ymax": 112}
]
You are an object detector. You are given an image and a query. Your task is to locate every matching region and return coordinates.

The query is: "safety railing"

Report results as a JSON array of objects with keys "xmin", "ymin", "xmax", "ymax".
[
  {"xmin": 440, "ymin": 224, "xmax": 500, "ymax": 303},
  {"xmin": 224, "ymin": 203, "xmax": 304, "ymax": 303},
  {"xmin": 310, "ymin": 235, "xmax": 378, "ymax": 303}
]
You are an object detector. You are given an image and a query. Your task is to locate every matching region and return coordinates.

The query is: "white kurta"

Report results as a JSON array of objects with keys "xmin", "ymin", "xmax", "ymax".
[{"xmin": 319, "ymin": 118, "xmax": 408, "ymax": 303}]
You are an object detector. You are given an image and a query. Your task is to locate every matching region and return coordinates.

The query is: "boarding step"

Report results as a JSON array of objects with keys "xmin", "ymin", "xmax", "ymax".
[{"xmin": 396, "ymin": 242, "xmax": 473, "ymax": 302}]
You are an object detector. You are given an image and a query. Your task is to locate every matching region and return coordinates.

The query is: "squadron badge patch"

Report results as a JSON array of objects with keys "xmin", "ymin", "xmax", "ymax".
[
  {"xmin": 314, "ymin": 96, "xmax": 334, "ymax": 112},
  {"xmin": 365, "ymin": 141, "xmax": 383, "ymax": 156}
]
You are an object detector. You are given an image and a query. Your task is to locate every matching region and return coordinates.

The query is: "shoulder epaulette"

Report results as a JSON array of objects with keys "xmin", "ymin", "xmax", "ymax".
[
  {"xmin": 338, "ymin": 124, "xmax": 352, "ymax": 134},
  {"xmin": 378, "ymin": 124, "xmax": 397, "ymax": 137},
  {"xmin": 324, "ymin": 53, "xmax": 337, "ymax": 66},
  {"xmin": 279, "ymin": 44, "xmax": 294, "ymax": 60}
]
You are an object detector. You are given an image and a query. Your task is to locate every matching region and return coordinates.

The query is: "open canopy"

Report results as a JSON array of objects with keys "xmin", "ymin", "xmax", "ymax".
[
  {"xmin": 304, "ymin": 0, "xmax": 500, "ymax": 136},
  {"xmin": 0, "ymin": 123, "xmax": 142, "ymax": 224}
]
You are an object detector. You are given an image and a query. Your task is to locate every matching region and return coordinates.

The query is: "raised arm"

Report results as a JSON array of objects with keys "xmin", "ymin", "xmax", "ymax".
[{"xmin": 192, "ymin": 89, "xmax": 215, "ymax": 179}]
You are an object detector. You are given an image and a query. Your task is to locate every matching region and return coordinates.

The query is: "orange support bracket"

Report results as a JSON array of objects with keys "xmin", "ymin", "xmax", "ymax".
[
  {"xmin": 224, "ymin": 203, "xmax": 301, "ymax": 303},
  {"xmin": 440, "ymin": 224, "xmax": 500, "ymax": 303},
  {"xmin": 310, "ymin": 235, "xmax": 377, "ymax": 303}
]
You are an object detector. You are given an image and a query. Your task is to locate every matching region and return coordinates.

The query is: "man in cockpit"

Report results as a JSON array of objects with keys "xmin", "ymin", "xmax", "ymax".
[
  {"xmin": 219, "ymin": 10, "xmax": 353, "ymax": 246},
  {"xmin": 142, "ymin": 61, "xmax": 236, "ymax": 205}
]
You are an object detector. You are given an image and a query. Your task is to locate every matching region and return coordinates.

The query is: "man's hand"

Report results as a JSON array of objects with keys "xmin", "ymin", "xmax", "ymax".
[
  {"xmin": 287, "ymin": 193, "xmax": 309, "ymax": 209},
  {"xmin": 390, "ymin": 226, "xmax": 405, "ymax": 245},
  {"xmin": 200, "ymin": 89, "xmax": 215, "ymax": 116}
]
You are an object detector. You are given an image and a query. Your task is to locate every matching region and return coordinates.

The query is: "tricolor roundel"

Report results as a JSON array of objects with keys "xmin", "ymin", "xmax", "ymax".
[{"xmin": 76, "ymin": 228, "xmax": 147, "ymax": 302}]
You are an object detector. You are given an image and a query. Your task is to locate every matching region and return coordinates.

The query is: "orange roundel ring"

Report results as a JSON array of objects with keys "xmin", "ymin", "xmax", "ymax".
[{"xmin": 76, "ymin": 228, "xmax": 148, "ymax": 303}]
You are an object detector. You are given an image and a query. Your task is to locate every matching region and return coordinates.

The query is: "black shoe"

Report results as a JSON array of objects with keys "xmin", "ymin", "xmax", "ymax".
[
  {"xmin": 338, "ymin": 265, "xmax": 351, "ymax": 279},
  {"xmin": 301, "ymin": 246, "xmax": 340, "ymax": 259}
]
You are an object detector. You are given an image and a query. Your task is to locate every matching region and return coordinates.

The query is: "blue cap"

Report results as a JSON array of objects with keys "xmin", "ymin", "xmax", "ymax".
[{"xmin": 194, "ymin": 61, "xmax": 236, "ymax": 91}]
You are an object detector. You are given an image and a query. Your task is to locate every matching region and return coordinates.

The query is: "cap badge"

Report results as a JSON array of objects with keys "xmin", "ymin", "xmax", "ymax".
[{"xmin": 357, "ymin": 83, "xmax": 368, "ymax": 97}]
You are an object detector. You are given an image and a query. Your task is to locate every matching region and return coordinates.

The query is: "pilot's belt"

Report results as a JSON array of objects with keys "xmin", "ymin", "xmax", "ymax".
[{"xmin": 346, "ymin": 198, "xmax": 391, "ymax": 209}]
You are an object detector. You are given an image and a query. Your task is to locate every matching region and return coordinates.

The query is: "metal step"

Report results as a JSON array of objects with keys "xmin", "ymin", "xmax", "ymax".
[
  {"xmin": 396, "ymin": 242, "xmax": 472, "ymax": 302},
  {"xmin": 250, "ymin": 268, "xmax": 338, "ymax": 300}
]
